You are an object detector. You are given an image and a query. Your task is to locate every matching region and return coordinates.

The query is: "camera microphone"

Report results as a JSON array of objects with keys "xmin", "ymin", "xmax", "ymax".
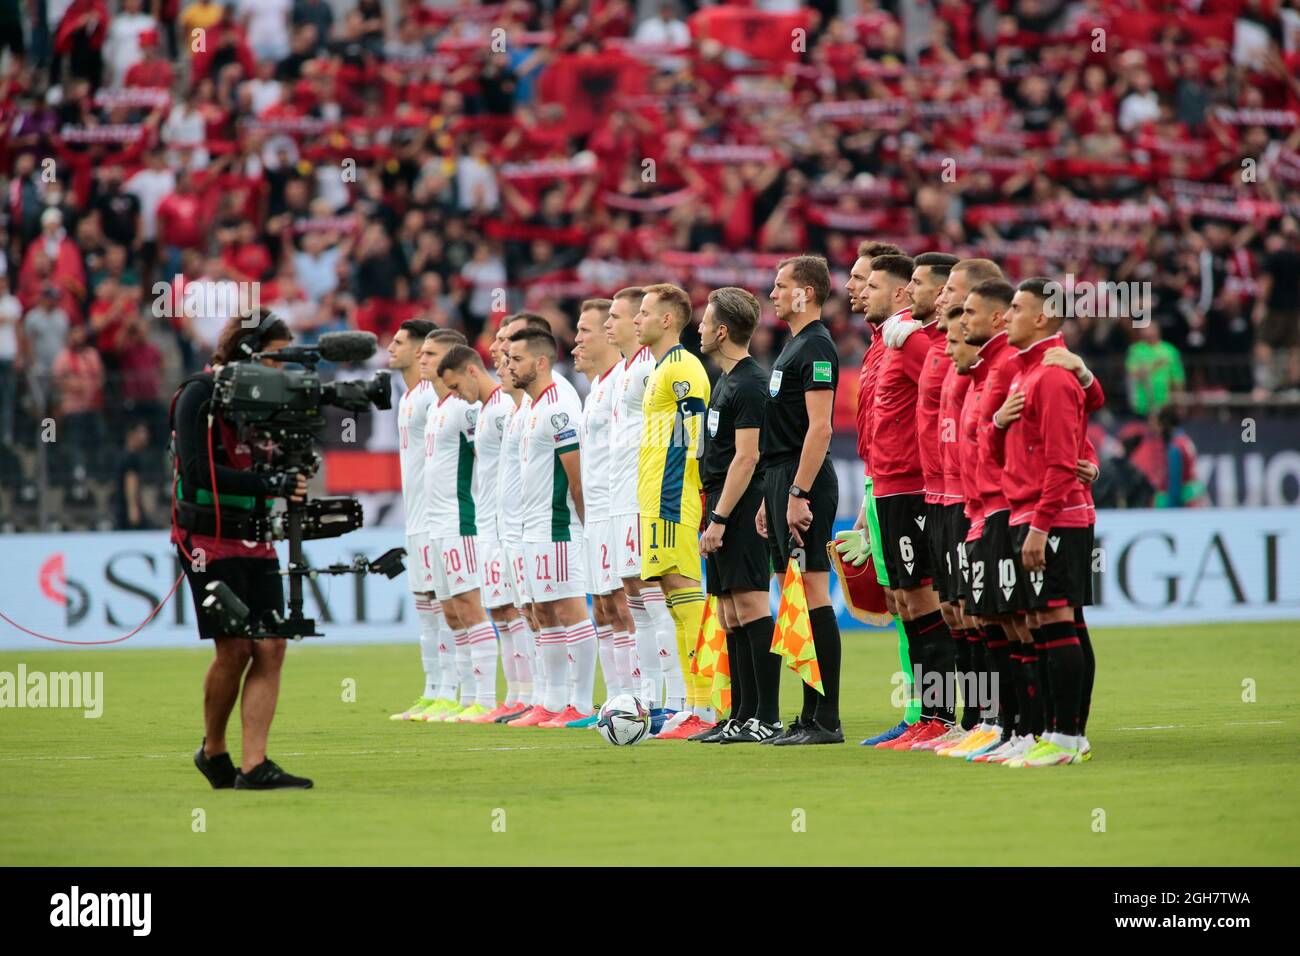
[
  {"xmin": 316, "ymin": 331, "xmax": 378, "ymax": 362},
  {"xmin": 257, "ymin": 331, "xmax": 378, "ymax": 365}
]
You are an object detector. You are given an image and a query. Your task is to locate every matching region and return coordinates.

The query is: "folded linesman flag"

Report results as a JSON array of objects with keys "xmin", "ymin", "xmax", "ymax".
[
  {"xmin": 692, "ymin": 596, "xmax": 731, "ymax": 712},
  {"xmin": 771, "ymin": 559, "xmax": 824, "ymax": 694},
  {"xmin": 826, "ymin": 542, "xmax": 892, "ymax": 627}
]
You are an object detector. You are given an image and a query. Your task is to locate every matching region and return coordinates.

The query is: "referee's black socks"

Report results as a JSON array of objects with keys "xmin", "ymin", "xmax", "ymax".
[
  {"xmin": 729, "ymin": 628, "xmax": 757, "ymax": 725},
  {"xmin": 808, "ymin": 606, "xmax": 841, "ymax": 729},
  {"xmin": 743, "ymin": 616, "xmax": 781, "ymax": 725}
]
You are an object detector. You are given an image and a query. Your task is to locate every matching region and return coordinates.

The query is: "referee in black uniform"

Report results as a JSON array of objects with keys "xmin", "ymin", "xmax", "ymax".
[
  {"xmin": 756, "ymin": 255, "xmax": 844, "ymax": 745},
  {"xmin": 692, "ymin": 287, "xmax": 783, "ymax": 744}
]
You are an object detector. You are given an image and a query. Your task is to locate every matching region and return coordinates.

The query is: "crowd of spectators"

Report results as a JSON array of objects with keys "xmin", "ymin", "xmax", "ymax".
[{"xmin": 1, "ymin": 0, "xmax": 1299, "ymax": 526}]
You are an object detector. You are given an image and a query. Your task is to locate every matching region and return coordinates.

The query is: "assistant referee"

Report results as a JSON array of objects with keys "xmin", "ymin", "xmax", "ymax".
[
  {"xmin": 756, "ymin": 255, "xmax": 844, "ymax": 745},
  {"xmin": 694, "ymin": 287, "xmax": 783, "ymax": 744}
]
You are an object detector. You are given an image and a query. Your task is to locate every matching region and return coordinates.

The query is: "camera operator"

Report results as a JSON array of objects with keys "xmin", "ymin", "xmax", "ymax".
[{"xmin": 171, "ymin": 309, "xmax": 313, "ymax": 791}]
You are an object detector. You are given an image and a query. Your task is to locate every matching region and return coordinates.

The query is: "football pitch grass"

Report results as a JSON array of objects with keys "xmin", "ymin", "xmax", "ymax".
[{"xmin": 2, "ymin": 622, "xmax": 1297, "ymax": 866}]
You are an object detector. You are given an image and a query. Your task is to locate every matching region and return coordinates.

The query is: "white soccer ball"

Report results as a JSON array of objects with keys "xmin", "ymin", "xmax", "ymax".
[{"xmin": 596, "ymin": 694, "xmax": 652, "ymax": 746}]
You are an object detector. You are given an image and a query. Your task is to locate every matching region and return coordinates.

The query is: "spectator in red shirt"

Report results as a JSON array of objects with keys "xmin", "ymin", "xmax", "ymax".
[
  {"xmin": 156, "ymin": 172, "xmax": 207, "ymax": 278},
  {"xmin": 123, "ymin": 29, "xmax": 173, "ymax": 89},
  {"xmin": 52, "ymin": 324, "xmax": 107, "ymax": 474}
]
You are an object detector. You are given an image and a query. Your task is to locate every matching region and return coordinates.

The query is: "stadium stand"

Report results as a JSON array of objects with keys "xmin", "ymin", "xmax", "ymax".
[{"xmin": 1, "ymin": 0, "xmax": 1298, "ymax": 531}]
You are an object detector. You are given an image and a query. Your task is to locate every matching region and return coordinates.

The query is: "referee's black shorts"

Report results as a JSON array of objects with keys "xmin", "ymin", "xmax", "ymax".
[
  {"xmin": 874, "ymin": 491, "xmax": 933, "ymax": 589},
  {"xmin": 177, "ymin": 546, "xmax": 285, "ymax": 640},
  {"xmin": 704, "ymin": 483, "xmax": 770, "ymax": 596},
  {"xmin": 762, "ymin": 457, "xmax": 838, "ymax": 574}
]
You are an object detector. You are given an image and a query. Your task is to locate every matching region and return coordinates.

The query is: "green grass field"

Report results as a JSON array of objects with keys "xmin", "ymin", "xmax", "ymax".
[{"xmin": 2, "ymin": 622, "xmax": 1297, "ymax": 866}]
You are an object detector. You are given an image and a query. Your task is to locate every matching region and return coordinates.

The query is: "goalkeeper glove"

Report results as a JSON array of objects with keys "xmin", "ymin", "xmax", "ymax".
[
  {"xmin": 881, "ymin": 314, "xmax": 920, "ymax": 349},
  {"xmin": 833, "ymin": 528, "xmax": 870, "ymax": 567}
]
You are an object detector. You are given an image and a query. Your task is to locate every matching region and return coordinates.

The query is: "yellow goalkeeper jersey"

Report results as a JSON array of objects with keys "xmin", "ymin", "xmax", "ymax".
[{"xmin": 637, "ymin": 344, "xmax": 711, "ymax": 527}]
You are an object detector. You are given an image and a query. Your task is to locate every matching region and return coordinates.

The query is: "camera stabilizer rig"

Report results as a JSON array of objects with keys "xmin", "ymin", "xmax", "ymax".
[{"xmin": 198, "ymin": 332, "xmax": 404, "ymax": 639}]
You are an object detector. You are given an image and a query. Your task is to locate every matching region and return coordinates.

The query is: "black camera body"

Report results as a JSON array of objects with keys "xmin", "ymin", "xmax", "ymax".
[{"xmin": 199, "ymin": 345, "xmax": 401, "ymax": 640}]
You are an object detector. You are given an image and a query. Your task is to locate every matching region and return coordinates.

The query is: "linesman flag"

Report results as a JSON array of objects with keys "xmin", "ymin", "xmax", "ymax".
[
  {"xmin": 771, "ymin": 559, "xmax": 824, "ymax": 694},
  {"xmin": 691, "ymin": 596, "xmax": 731, "ymax": 712}
]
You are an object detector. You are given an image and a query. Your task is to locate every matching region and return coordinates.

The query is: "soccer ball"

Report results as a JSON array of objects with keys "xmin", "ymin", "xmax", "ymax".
[{"xmin": 596, "ymin": 694, "xmax": 652, "ymax": 746}]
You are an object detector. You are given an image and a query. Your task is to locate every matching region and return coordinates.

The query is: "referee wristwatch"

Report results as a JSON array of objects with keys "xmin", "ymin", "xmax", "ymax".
[
  {"xmin": 788, "ymin": 484, "xmax": 811, "ymax": 500},
  {"xmin": 708, "ymin": 510, "xmax": 728, "ymax": 526}
]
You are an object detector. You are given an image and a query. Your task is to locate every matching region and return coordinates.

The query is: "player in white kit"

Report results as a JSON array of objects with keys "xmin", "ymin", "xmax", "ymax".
[
  {"xmin": 502, "ymin": 326, "xmax": 599, "ymax": 728},
  {"xmin": 494, "ymin": 313, "xmax": 555, "ymax": 723},
  {"xmin": 419, "ymin": 330, "xmax": 499, "ymax": 723},
  {"xmin": 438, "ymin": 342, "xmax": 539, "ymax": 724},
  {"xmin": 572, "ymin": 299, "xmax": 638, "ymax": 726},
  {"xmin": 385, "ymin": 319, "xmax": 456, "ymax": 722},
  {"xmin": 605, "ymin": 286, "xmax": 681, "ymax": 715}
]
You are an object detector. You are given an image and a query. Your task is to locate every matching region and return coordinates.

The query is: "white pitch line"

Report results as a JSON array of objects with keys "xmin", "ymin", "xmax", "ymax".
[{"xmin": 1116, "ymin": 724, "xmax": 1184, "ymax": 731}]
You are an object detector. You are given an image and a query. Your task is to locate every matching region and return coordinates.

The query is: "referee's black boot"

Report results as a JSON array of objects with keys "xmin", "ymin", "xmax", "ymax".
[
  {"xmin": 234, "ymin": 759, "xmax": 314, "ymax": 790},
  {"xmin": 787, "ymin": 720, "xmax": 845, "ymax": 745},
  {"xmin": 194, "ymin": 739, "xmax": 237, "ymax": 789},
  {"xmin": 693, "ymin": 717, "xmax": 735, "ymax": 742},
  {"xmin": 719, "ymin": 717, "xmax": 783, "ymax": 744},
  {"xmin": 767, "ymin": 716, "xmax": 810, "ymax": 745}
]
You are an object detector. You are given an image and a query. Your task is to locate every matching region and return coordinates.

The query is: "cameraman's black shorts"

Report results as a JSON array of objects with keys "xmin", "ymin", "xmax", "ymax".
[
  {"xmin": 177, "ymin": 547, "xmax": 285, "ymax": 640},
  {"xmin": 704, "ymin": 483, "xmax": 770, "ymax": 596},
  {"xmin": 762, "ymin": 457, "xmax": 837, "ymax": 574}
]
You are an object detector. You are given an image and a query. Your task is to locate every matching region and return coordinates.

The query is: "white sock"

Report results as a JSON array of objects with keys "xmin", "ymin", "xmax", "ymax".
[
  {"xmin": 595, "ymin": 625, "xmax": 618, "ymax": 699},
  {"xmin": 433, "ymin": 603, "xmax": 458, "ymax": 700},
  {"xmin": 498, "ymin": 618, "xmax": 518, "ymax": 703},
  {"xmin": 694, "ymin": 705, "xmax": 715, "ymax": 722},
  {"xmin": 453, "ymin": 629, "xmax": 473, "ymax": 705},
  {"xmin": 568, "ymin": 619, "xmax": 598, "ymax": 713},
  {"xmin": 467, "ymin": 620, "xmax": 499, "ymax": 707},
  {"xmin": 531, "ymin": 620, "xmax": 547, "ymax": 706},
  {"xmin": 643, "ymin": 585, "xmax": 684, "ymax": 708},
  {"xmin": 539, "ymin": 626, "xmax": 567, "ymax": 713},
  {"xmin": 416, "ymin": 598, "xmax": 440, "ymax": 698},
  {"xmin": 627, "ymin": 593, "xmax": 660, "ymax": 704},
  {"xmin": 612, "ymin": 630, "xmax": 635, "ymax": 698},
  {"xmin": 506, "ymin": 616, "xmax": 532, "ymax": 703}
]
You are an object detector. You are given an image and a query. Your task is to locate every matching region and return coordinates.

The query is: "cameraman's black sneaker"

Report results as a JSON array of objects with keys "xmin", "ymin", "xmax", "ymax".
[
  {"xmin": 234, "ymin": 759, "xmax": 314, "ymax": 790},
  {"xmin": 785, "ymin": 720, "xmax": 845, "ymax": 745},
  {"xmin": 718, "ymin": 717, "xmax": 782, "ymax": 744},
  {"xmin": 765, "ymin": 716, "xmax": 808, "ymax": 745},
  {"xmin": 194, "ymin": 740, "xmax": 237, "ymax": 789}
]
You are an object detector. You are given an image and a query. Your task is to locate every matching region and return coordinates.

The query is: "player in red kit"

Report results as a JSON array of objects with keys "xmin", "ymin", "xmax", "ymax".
[
  {"xmin": 865, "ymin": 253, "xmax": 956, "ymax": 751},
  {"xmin": 997, "ymin": 278, "xmax": 1097, "ymax": 767}
]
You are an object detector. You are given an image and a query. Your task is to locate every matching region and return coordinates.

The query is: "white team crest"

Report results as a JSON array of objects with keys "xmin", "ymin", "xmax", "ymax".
[
  {"xmin": 769, "ymin": 369, "xmax": 783, "ymax": 397},
  {"xmin": 466, "ymin": 408, "xmax": 479, "ymax": 427},
  {"xmin": 1049, "ymin": 535, "xmax": 1061, "ymax": 553},
  {"xmin": 915, "ymin": 515, "xmax": 926, "ymax": 530},
  {"xmin": 551, "ymin": 413, "xmax": 569, "ymax": 430},
  {"xmin": 672, "ymin": 380, "xmax": 690, "ymax": 400}
]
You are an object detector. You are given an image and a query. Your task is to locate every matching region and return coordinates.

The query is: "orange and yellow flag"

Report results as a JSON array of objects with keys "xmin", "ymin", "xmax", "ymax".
[
  {"xmin": 691, "ymin": 595, "xmax": 732, "ymax": 712},
  {"xmin": 710, "ymin": 636, "xmax": 731, "ymax": 713},
  {"xmin": 691, "ymin": 595, "xmax": 725, "ymax": 678},
  {"xmin": 771, "ymin": 559, "xmax": 824, "ymax": 694}
]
